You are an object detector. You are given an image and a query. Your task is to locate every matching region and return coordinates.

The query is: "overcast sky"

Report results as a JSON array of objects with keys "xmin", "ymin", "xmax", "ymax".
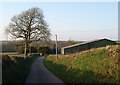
[{"xmin": 0, "ymin": 2, "xmax": 118, "ymax": 41}]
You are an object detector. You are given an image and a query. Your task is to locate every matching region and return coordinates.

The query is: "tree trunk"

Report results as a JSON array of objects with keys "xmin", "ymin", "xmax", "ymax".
[{"xmin": 24, "ymin": 42, "xmax": 28, "ymax": 57}]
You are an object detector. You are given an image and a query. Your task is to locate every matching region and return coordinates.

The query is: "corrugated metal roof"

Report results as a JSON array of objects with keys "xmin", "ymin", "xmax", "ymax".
[{"xmin": 62, "ymin": 38, "xmax": 115, "ymax": 49}]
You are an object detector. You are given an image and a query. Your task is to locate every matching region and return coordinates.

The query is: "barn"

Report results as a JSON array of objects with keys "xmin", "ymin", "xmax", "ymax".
[{"xmin": 61, "ymin": 38, "xmax": 116, "ymax": 55}]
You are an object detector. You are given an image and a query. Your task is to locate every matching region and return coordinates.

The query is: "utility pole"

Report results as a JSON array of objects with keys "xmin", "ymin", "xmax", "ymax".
[{"xmin": 55, "ymin": 34, "xmax": 58, "ymax": 60}]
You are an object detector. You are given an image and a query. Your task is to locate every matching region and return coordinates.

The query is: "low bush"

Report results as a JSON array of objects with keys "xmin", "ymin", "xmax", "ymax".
[
  {"xmin": 2, "ymin": 55, "xmax": 39, "ymax": 84},
  {"xmin": 37, "ymin": 45, "xmax": 50, "ymax": 56}
]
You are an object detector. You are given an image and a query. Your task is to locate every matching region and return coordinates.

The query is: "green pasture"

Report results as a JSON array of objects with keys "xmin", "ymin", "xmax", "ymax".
[{"xmin": 0, "ymin": 52, "xmax": 24, "ymax": 57}]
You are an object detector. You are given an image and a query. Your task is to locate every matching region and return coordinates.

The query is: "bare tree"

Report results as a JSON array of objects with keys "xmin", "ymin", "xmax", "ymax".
[{"xmin": 6, "ymin": 7, "xmax": 51, "ymax": 56}]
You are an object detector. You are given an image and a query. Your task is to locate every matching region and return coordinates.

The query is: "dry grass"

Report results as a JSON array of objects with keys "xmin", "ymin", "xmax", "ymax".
[{"xmin": 44, "ymin": 45, "xmax": 120, "ymax": 83}]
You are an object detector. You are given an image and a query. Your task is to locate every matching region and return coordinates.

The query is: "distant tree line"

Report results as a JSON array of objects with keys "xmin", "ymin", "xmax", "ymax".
[
  {"xmin": 2, "ymin": 41, "xmax": 17, "ymax": 52},
  {"xmin": 18, "ymin": 45, "xmax": 50, "ymax": 56},
  {"xmin": 2, "ymin": 39, "xmax": 81, "ymax": 55}
]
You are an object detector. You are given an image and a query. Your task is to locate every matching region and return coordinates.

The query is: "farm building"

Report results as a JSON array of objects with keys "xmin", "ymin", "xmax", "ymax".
[{"xmin": 61, "ymin": 38, "xmax": 116, "ymax": 55}]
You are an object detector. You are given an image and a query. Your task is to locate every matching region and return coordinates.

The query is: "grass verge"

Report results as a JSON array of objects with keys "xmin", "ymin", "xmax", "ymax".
[{"xmin": 44, "ymin": 45, "xmax": 119, "ymax": 84}]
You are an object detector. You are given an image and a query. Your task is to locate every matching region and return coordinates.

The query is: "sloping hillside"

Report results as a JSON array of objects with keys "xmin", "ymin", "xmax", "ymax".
[{"xmin": 44, "ymin": 45, "xmax": 119, "ymax": 83}]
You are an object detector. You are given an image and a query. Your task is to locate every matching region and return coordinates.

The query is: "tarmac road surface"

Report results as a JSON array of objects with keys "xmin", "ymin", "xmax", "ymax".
[{"xmin": 25, "ymin": 57, "xmax": 64, "ymax": 84}]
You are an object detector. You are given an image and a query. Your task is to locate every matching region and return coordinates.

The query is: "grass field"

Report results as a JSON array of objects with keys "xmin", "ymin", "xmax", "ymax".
[
  {"xmin": 44, "ymin": 45, "xmax": 119, "ymax": 84},
  {"xmin": 0, "ymin": 52, "xmax": 24, "ymax": 57}
]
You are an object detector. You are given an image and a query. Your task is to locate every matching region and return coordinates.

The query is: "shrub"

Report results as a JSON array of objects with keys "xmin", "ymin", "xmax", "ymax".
[{"xmin": 37, "ymin": 45, "xmax": 50, "ymax": 56}]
